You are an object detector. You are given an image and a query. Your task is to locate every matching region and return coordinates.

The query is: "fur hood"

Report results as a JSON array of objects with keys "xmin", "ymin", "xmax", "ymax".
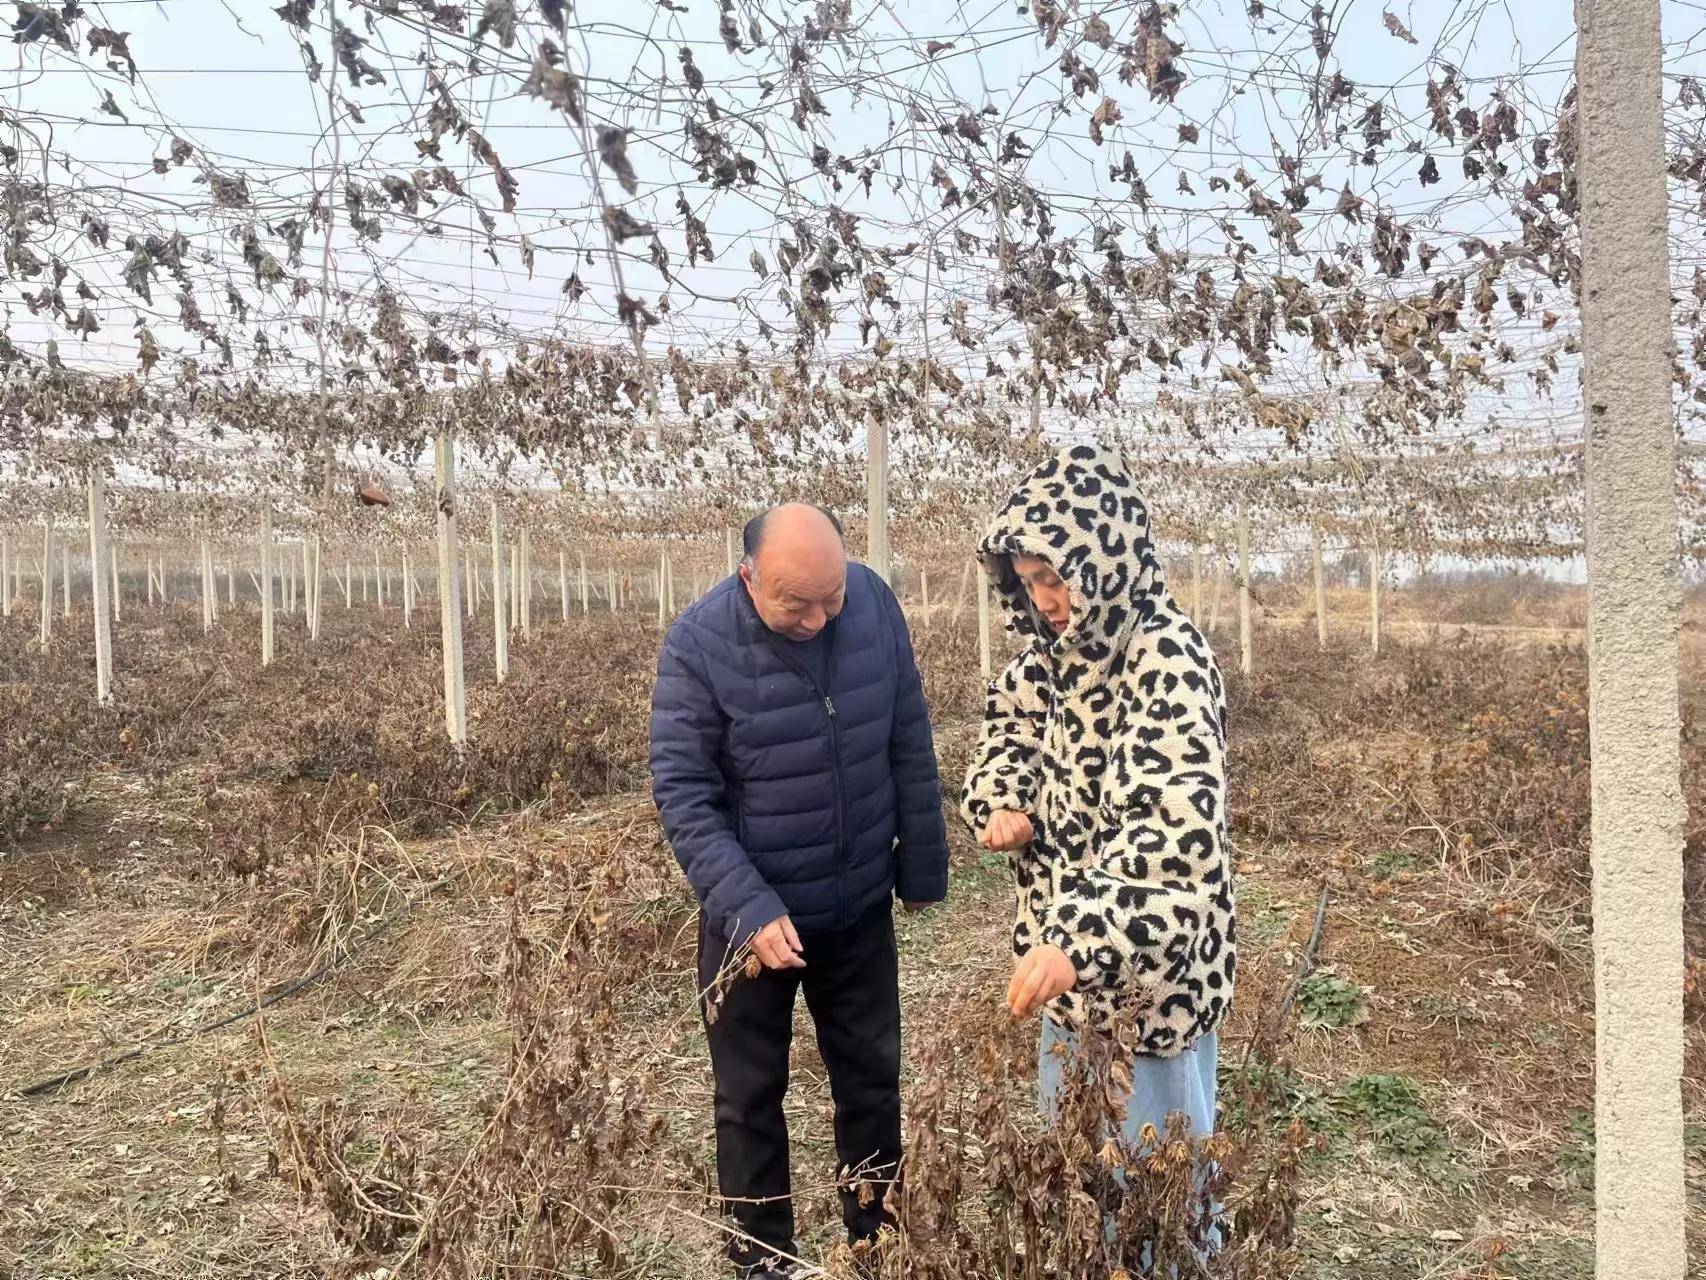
[{"xmin": 979, "ymin": 442, "xmax": 1166, "ymax": 668}]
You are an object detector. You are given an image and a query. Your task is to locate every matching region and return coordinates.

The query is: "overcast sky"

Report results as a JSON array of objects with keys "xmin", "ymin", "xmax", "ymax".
[{"xmin": 4, "ymin": 0, "xmax": 1704, "ymax": 509}]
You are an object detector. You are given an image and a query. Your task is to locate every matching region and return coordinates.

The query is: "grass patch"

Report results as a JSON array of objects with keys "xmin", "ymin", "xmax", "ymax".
[
  {"xmin": 1503, "ymin": 1237, "xmax": 1593, "ymax": 1280},
  {"xmin": 1336, "ymin": 1073, "xmax": 1445, "ymax": 1161},
  {"xmin": 1220, "ymin": 1059, "xmax": 1339, "ymax": 1151},
  {"xmin": 1297, "ymin": 970, "xmax": 1371, "ymax": 1030},
  {"xmin": 1411, "ymin": 992, "xmax": 1486, "ymax": 1030},
  {"xmin": 1368, "ymin": 848, "xmax": 1420, "ymax": 879},
  {"xmin": 1557, "ymin": 1108, "xmax": 1594, "ymax": 1190},
  {"xmin": 1237, "ymin": 880, "xmax": 1295, "ymax": 945}
]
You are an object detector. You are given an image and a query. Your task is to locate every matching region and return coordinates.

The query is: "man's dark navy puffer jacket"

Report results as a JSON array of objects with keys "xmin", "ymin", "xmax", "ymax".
[{"xmin": 650, "ymin": 563, "xmax": 950, "ymax": 942}]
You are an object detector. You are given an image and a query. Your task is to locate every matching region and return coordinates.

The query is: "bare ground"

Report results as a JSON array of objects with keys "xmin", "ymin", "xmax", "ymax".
[{"xmin": 2, "ymin": 594, "xmax": 1703, "ymax": 1279}]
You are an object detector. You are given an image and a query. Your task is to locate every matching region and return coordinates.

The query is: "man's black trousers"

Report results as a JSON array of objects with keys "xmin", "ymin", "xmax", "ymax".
[{"xmin": 697, "ymin": 900, "xmax": 902, "ymax": 1273}]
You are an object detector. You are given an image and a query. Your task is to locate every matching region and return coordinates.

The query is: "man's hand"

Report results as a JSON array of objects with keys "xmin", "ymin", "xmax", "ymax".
[
  {"xmin": 751, "ymin": 914, "xmax": 807, "ymax": 970},
  {"xmin": 901, "ymin": 901, "xmax": 933, "ymax": 914},
  {"xmin": 979, "ymin": 808, "xmax": 1034, "ymax": 852},
  {"xmin": 1007, "ymin": 944, "xmax": 1076, "ymax": 1017}
]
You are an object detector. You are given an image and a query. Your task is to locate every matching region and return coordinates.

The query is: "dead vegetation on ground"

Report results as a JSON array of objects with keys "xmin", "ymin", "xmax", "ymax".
[{"xmin": 1, "ymin": 587, "xmax": 1703, "ymax": 1278}]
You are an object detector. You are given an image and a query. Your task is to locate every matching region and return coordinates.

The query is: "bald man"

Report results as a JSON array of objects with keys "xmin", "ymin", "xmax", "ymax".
[{"xmin": 650, "ymin": 503, "xmax": 949, "ymax": 1278}]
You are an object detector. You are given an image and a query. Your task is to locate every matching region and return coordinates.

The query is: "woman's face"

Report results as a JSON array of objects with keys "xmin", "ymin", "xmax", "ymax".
[{"xmin": 1010, "ymin": 552, "xmax": 1071, "ymax": 635}]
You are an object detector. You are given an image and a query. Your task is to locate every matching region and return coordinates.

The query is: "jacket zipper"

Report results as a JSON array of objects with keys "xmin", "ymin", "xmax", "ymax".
[{"xmin": 764, "ymin": 621, "xmax": 849, "ymax": 928}]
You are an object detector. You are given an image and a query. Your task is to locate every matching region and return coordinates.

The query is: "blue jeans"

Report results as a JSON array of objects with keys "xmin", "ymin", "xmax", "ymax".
[
  {"xmin": 1037, "ymin": 1018, "xmax": 1222, "ymax": 1265},
  {"xmin": 1038, "ymin": 1017, "xmax": 1219, "ymax": 1140}
]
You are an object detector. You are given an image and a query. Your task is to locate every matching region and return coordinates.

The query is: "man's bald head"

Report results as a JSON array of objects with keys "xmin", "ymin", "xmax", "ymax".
[
  {"xmin": 740, "ymin": 503, "xmax": 848, "ymax": 640},
  {"xmin": 742, "ymin": 503, "xmax": 844, "ymax": 564}
]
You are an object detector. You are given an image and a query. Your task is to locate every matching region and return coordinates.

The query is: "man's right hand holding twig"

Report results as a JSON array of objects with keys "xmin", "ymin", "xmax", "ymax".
[{"xmin": 751, "ymin": 914, "xmax": 807, "ymax": 969}]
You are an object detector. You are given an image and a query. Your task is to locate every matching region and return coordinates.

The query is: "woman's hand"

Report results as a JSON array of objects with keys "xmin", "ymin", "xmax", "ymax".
[
  {"xmin": 979, "ymin": 808, "xmax": 1034, "ymax": 852},
  {"xmin": 1007, "ymin": 944, "xmax": 1076, "ymax": 1017}
]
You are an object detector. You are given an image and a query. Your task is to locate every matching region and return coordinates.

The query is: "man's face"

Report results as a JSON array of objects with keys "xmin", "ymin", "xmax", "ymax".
[{"xmin": 742, "ymin": 552, "xmax": 846, "ymax": 641}]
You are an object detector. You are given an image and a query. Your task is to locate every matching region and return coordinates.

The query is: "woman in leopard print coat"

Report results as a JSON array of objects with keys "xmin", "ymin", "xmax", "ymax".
[{"xmin": 961, "ymin": 443, "xmax": 1234, "ymax": 1139}]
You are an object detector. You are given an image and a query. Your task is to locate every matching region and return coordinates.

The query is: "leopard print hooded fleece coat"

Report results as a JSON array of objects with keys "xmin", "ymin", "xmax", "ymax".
[{"xmin": 961, "ymin": 443, "xmax": 1235, "ymax": 1056}]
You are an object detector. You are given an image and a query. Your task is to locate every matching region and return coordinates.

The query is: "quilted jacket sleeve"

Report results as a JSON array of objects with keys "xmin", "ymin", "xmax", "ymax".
[
  {"xmin": 959, "ymin": 650, "xmax": 1048, "ymax": 834},
  {"xmin": 881, "ymin": 584, "xmax": 950, "ymax": 904},
  {"xmin": 650, "ymin": 621, "xmax": 788, "ymax": 942}
]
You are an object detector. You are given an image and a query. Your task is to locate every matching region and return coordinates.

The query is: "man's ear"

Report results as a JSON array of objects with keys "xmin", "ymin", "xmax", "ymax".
[{"xmin": 738, "ymin": 563, "xmax": 755, "ymax": 589}]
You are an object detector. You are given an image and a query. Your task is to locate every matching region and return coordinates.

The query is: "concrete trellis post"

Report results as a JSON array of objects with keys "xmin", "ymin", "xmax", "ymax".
[
  {"xmin": 146, "ymin": 551, "xmax": 155, "ymax": 606},
  {"xmin": 38, "ymin": 525, "xmax": 53, "ymax": 650},
  {"xmin": 656, "ymin": 553, "xmax": 667, "ymax": 628},
  {"xmin": 508, "ymin": 542, "xmax": 521, "ymax": 637},
  {"xmin": 463, "ymin": 548, "xmax": 474, "ymax": 618},
  {"xmin": 520, "ymin": 527, "xmax": 532, "ymax": 641},
  {"xmin": 260, "ymin": 511, "xmax": 275, "ymax": 668},
  {"xmin": 976, "ymin": 565, "xmax": 992, "ymax": 680},
  {"xmin": 1369, "ymin": 544, "xmax": 1382, "ymax": 657},
  {"xmin": 1190, "ymin": 545, "xmax": 1202, "ymax": 625},
  {"xmin": 435, "ymin": 430, "xmax": 467, "ymax": 745},
  {"xmin": 1311, "ymin": 527, "xmax": 1328, "ymax": 649},
  {"xmin": 1577, "ymin": 1, "xmax": 1688, "ymax": 1274},
  {"xmin": 608, "ymin": 566, "xmax": 617, "ymax": 614},
  {"xmin": 579, "ymin": 551, "xmax": 590, "ymax": 615},
  {"xmin": 1237, "ymin": 512, "xmax": 1253, "ymax": 679},
  {"xmin": 559, "ymin": 548, "xmax": 569, "ymax": 622},
  {"xmin": 200, "ymin": 537, "xmax": 215, "ymax": 633},
  {"xmin": 666, "ymin": 551, "xmax": 676, "ymax": 616},
  {"xmin": 1206, "ymin": 553, "xmax": 1225, "ymax": 635},
  {"xmin": 1, "ymin": 532, "xmax": 10, "ymax": 618},
  {"xmin": 87, "ymin": 468, "xmax": 114, "ymax": 704},
  {"xmin": 61, "ymin": 544, "xmax": 70, "ymax": 616},
  {"xmin": 401, "ymin": 545, "xmax": 413, "ymax": 631},
  {"xmin": 301, "ymin": 542, "xmax": 314, "ymax": 633},
  {"xmin": 307, "ymin": 539, "xmax": 321, "ymax": 640},
  {"xmin": 489, "ymin": 499, "xmax": 508, "ymax": 683},
  {"xmin": 866, "ymin": 408, "xmax": 891, "ymax": 584},
  {"xmin": 110, "ymin": 542, "xmax": 122, "ymax": 623},
  {"xmin": 227, "ymin": 556, "xmax": 236, "ymax": 607}
]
